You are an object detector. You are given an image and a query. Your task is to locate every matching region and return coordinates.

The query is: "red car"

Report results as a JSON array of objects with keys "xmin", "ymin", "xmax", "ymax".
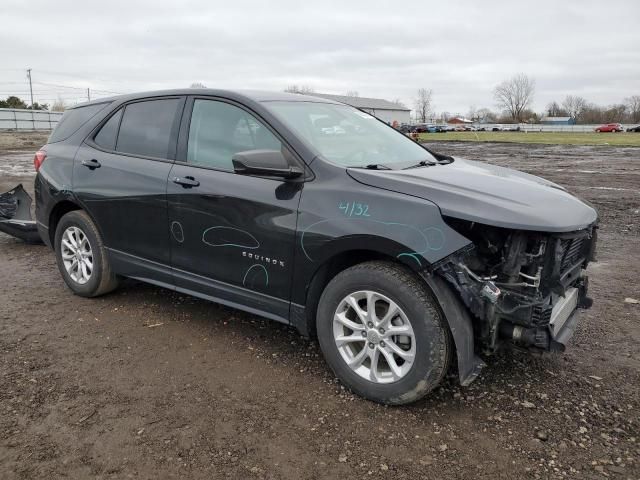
[{"xmin": 595, "ymin": 123, "xmax": 623, "ymax": 132}]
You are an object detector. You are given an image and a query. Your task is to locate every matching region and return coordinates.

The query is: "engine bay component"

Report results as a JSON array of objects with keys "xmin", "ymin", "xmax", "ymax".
[{"xmin": 435, "ymin": 218, "xmax": 596, "ymax": 355}]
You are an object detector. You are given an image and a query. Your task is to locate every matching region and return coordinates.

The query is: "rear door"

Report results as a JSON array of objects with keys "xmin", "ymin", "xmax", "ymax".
[
  {"xmin": 74, "ymin": 96, "xmax": 185, "ymax": 284},
  {"xmin": 166, "ymin": 97, "xmax": 303, "ymax": 321}
]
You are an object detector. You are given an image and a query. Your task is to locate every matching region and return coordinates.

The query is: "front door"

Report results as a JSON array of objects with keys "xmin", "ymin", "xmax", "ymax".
[{"xmin": 167, "ymin": 98, "xmax": 302, "ymax": 321}]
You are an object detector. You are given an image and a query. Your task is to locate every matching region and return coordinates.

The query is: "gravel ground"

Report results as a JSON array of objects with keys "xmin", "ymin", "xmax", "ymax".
[{"xmin": 1, "ymin": 134, "xmax": 638, "ymax": 479}]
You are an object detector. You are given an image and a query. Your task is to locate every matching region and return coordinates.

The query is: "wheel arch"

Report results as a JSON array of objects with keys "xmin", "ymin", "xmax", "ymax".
[
  {"xmin": 295, "ymin": 248, "xmax": 398, "ymax": 339},
  {"xmin": 293, "ymin": 245, "xmax": 485, "ymax": 387},
  {"xmin": 48, "ymin": 200, "xmax": 82, "ymax": 246}
]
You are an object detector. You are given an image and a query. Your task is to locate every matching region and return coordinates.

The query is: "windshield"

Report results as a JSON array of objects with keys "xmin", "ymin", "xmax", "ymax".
[{"xmin": 264, "ymin": 101, "xmax": 436, "ymax": 168}]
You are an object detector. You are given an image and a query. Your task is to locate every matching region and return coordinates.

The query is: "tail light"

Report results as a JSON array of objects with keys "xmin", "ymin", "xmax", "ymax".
[{"xmin": 33, "ymin": 149, "xmax": 47, "ymax": 171}]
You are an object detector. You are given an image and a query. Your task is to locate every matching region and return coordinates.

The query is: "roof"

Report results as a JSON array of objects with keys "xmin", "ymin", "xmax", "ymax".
[
  {"xmin": 308, "ymin": 93, "xmax": 410, "ymax": 111},
  {"xmin": 448, "ymin": 117, "xmax": 473, "ymax": 124},
  {"xmin": 71, "ymin": 89, "xmax": 340, "ymax": 109}
]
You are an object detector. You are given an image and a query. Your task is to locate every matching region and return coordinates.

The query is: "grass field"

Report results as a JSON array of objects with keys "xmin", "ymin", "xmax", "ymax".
[{"xmin": 417, "ymin": 131, "xmax": 640, "ymax": 146}]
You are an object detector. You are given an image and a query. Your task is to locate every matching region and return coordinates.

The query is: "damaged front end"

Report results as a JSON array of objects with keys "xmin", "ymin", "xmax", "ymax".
[
  {"xmin": 435, "ymin": 218, "xmax": 596, "ymax": 355},
  {"xmin": 0, "ymin": 184, "xmax": 43, "ymax": 244}
]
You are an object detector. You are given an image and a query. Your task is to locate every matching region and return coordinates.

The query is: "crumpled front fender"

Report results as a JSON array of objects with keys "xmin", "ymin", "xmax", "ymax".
[{"xmin": 421, "ymin": 272, "xmax": 485, "ymax": 386}]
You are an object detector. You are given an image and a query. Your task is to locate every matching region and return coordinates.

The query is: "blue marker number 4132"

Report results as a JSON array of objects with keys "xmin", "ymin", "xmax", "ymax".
[{"xmin": 338, "ymin": 201, "xmax": 370, "ymax": 217}]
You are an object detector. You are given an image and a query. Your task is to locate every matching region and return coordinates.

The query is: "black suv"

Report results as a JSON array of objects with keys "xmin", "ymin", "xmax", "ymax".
[{"xmin": 25, "ymin": 89, "xmax": 597, "ymax": 404}]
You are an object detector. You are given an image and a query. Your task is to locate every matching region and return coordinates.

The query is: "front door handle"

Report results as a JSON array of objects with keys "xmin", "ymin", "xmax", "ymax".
[
  {"xmin": 172, "ymin": 176, "xmax": 200, "ymax": 188},
  {"xmin": 81, "ymin": 158, "xmax": 101, "ymax": 169}
]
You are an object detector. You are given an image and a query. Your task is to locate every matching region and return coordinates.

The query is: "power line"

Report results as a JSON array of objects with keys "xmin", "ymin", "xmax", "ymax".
[
  {"xmin": 0, "ymin": 91, "xmax": 110, "ymax": 97},
  {"xmin": 0, "ymin": 69, "xmax": 127, "ymax": 107},
  {"xmin": 33, "ymin": 81, "xmax": 89, "ymax": 91},
  {"xmin": 92, "ymin": 89, "xmax": 124, "ymax": 95}
]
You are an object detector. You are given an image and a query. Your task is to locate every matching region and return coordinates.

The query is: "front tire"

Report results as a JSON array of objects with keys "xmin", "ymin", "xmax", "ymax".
[
  {"xmin": 54, "ymin": 210, "xmax": 119, "ymax": 297},
  {"xmin": 316, "ymin": 261, "xmax": 451, "ymax": 405}
]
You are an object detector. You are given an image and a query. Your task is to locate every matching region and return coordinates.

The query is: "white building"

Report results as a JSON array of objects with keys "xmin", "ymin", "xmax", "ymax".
[{"xmin": 310, "ymin": 93, "xmax": 411, "ymax": 125}]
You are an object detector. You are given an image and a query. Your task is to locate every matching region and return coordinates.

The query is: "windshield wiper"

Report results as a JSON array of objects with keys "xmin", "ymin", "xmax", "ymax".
[
  {"xmin": 349, "ymin": 163, "xmax": 392, "ymax": 170},
  {"xmin": 403, "ymin": 160, "xmax": 438, "ymax": 170}
]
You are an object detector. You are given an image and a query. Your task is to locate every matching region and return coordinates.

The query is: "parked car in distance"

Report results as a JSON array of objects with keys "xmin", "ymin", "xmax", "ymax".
[
  {"xmin": 626, "ymin": 125, "xmax": 640, "ymax": 132},
  {"xmin": 595, "ymin": 123, "xmax": 623, "ymax": 132},
  {"xmin": 492, "ymin": 125, "xmax": 519, "ymax": 132},
  {"xmin": 22, "ymin": 88, "xmax": 598, "ymax": 405},
  {"xmin": 410, "ymin": 124, "xmax": 430, "ymax": 133}
]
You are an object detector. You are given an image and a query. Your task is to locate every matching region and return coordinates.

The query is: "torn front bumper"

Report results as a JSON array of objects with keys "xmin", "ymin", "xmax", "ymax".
[{"xmin": 0, "ymin": 184, "xmax": 43, "ymax": 244}]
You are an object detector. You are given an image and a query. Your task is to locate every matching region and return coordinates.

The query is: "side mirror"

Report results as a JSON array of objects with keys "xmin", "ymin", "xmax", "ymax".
[{"xmin": 232, "ymin": 149, "xmax": 303, "ymax": 179}]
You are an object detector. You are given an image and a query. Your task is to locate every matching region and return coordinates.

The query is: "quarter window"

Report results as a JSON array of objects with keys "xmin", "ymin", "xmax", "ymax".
[
  {"xmin": 116, "ymin": 99, "xmax": 182, "ymax": 159},
  {"xmin": 48, "ymin": 102, "xmax": 110, "ymax": 144},
  {"xmin": 187, "ymin": 100, "xmax": 281, "ymax": 170},
  {"xmin": 94, "ymin": 109, "xmax": 123, "ymax": 150}
]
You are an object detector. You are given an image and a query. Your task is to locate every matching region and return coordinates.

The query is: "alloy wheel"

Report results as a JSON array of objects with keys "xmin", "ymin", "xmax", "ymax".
[
  {"xmin": 60, "ymin": 226, "xmax": 93, "ymax": 285},
  {"xmin": 332, "ymin": 290, "xmax": 416, "ymax": 384}
]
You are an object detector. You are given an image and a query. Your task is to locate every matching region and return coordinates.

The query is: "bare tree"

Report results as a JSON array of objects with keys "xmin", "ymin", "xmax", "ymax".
[
  {"xmin": 51, "ymin": 97, "xmax": 67, "ymax": 112},
  {"xmin": 603, "ymin": 104, "xmax": 627, "ymax": 123},
  {"xmin": 546, "ymin": 101, "xmax": 566, "ymax": 117},
  {"xmin": 345, "ymin": 90, "xmax": 359, "ymax": 98},
  {"xmin": 284, "ymin": 85, "xmax": 314, "ymax": 94},
  {"xmin": 562, "ymin": 95, "xmax": 587, "ymax": 121},
  {"xmin": 190, "ymin": 82, "xmax": 207, "ymax": 88},
  {"xmin": 467, "ymin": 105, "xmax": 477, "ymax": 121},
  {"xmin": 493, "ymin": 74, "xmax": 535, "ymax": 122},
  {"xmin": 476, "ymin": 107, "xmax": 496, "ymax": 123},
  {"xmin": 392, "ymin": 98, "xmax": 406, "ymax": 108},
  {"xmin": 414, "ymin": 88, "xmax": 433, "ymax": 123},
  {"xmin": 580, "ymin": 103, "xmax": 604, "ymax": 124},
  {"xmin": 625, "ymin": 95, "xmax": 640, "ymax": 123}
]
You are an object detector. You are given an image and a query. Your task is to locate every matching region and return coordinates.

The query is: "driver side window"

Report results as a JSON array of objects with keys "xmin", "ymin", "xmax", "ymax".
[{"xmin": 187, "ymin": 100, "xmax": 281, "ymax": 170}]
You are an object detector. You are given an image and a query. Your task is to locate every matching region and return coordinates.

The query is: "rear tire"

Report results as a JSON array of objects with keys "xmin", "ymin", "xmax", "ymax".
[
  {"xmin": 316, "ymin": 261, "xmax": 451, "ymax": 405},
  {"xmin": 54, "ymin": 210, "xmax": 119, "ymax": 297}
]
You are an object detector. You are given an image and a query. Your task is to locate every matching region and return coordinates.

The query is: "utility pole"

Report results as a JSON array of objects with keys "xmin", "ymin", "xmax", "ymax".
[
  {"xmin": 87, "ymin": 88, "xmax": 91, "ymax": 101},
  {"xmin": 26, "ymin": 68, "xmax": 34, "ymax": 108}
]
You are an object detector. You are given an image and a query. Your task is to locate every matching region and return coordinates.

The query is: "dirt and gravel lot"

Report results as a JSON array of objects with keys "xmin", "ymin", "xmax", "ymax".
[{"xmin": 1, "ymin": 133, "xmax": 639, "ymax": 479}]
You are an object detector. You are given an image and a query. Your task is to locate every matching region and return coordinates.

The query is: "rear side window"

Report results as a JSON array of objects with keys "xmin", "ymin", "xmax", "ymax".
[
  {"xmin": 116, "ymin": 99, "xmax": 182, "ymax": 159},
  {"xmin": 48, "ymin": 102, "xmax": 110, "ymax": 143},
  {"xmin": 94, "ymin": 109, "xmax": 123, "ymax": 150},
  {"xmin": 187, "ymin": 99, "xmax": 281, "ymax": 170}
]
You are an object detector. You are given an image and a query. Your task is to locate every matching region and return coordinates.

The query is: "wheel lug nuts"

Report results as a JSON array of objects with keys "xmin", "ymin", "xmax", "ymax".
[
  {"xmin": 380, "ymin": 341, "xmax": 386, "ymax": 348},
  {"xmin": 378, "ymin": 328, "xmax": 385, "ymax": 334},
  {"xmin": 367, "ymin": 322, "xmax": 373, "ymax": 328},
  {"xmin": 368, "ymin": 343, "xmax": 375, "ymax": 349},
  {"xmin": 361, "ymin": 331, "xmax": 367, "ymax": 337}
]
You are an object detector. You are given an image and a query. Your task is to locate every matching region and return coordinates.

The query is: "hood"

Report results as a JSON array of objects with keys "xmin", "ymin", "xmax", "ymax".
[{"xmin": 347, "ymin": 157, "xmax": 597, "ymax": 232}]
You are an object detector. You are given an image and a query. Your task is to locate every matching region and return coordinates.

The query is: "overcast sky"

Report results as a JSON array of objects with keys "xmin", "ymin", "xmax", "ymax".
[{"xmin": 1, "ymin": 0, "xmax": 638, "ymax": 115}]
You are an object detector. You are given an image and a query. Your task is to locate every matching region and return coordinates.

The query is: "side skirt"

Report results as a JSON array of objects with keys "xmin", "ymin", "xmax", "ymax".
[{"xmin": 107, "ymin": 248, "xmax": 291, "ymax": 325}]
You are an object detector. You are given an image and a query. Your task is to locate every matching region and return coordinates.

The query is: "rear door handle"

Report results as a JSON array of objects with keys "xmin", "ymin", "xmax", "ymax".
[
  {"xmin": 172, "ymin": 176, "xmax": 200, "ymax": 188},
  {"xmin": 81, "ymin": 158, "xmax": 101, "ymax": 169}
]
